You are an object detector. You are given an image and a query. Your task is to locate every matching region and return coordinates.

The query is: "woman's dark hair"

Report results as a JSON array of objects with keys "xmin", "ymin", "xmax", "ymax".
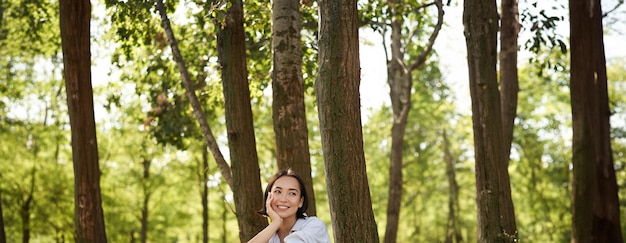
[{"xmin": 257, "ymin": 168, "xmax": 309, "ymax": 219}]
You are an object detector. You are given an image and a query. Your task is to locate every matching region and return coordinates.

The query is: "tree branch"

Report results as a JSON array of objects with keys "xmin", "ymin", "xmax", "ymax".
[
  {"xmin": 409, "ymin": 0, "xmax": 444, "ymax": 72},
  {"xmin": 154, "ymin": 0, "xmax": 233, "ymax": 189}
]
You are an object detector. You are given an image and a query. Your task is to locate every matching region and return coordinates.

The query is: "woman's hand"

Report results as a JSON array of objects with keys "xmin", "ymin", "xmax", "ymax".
[{"xmin": 266, "ymin": 192, "xmax": 283, "ymax": 223}]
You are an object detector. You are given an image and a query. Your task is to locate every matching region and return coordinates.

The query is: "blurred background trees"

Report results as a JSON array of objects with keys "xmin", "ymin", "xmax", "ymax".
[{"xmin": 1, "ymin": 0, "xmax": 625, "ymax": 242}]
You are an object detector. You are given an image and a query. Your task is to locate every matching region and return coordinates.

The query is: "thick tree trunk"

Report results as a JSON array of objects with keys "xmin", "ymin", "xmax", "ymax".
[
  {"xmin": 463, "ymin": 0, "xmax": 516, "ymax": 242},
  {"xmin": 155, "ymin": 0, "xmax": 266, "ymax": 240},
  {"xmin": 271, "ymin": 0, "xmax": 316, "ymax": 216},
  {"xmin": 216, "ymin": 0, "xmax": 267, "ymax": 241},
  {"xmin": 316, "ymin": 0, "xmax": 379, "ymax": 241},
  {"xmin": 59, "ymin": 0, "xmax": 107, "ymax": 242},
  {"xmin": 569, "ymin": 0, "xmax": 623, "ymax": 242}
]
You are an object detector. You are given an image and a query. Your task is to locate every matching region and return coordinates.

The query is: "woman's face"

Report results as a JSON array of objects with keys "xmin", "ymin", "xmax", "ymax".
[{"xmin": 270, "ymin": 176, "xmax": 304, "ymax": 220}]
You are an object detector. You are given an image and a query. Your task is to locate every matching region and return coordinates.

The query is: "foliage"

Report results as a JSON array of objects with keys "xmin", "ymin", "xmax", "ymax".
[{"xmin": 2, "ymin": 0, "xmax": 626, "ymax": 241}]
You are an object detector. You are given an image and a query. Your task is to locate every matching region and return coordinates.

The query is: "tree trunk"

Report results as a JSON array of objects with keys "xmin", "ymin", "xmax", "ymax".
[
  {"xmin": 154, "ymin": 0, "xmax": 265, "ymax": 240},
  {"xmin": 201, "ymin": 146, "xmax": 209, "ymax": 243},
  {"xmin": 463, "ymin": 0, "xmax": 516, "ymax": 241},
  {"xmin": 59, "ymin": 0, "xmax": 107, "ymax": 242},
  {"xmin": 499, "ymin": 0, "xmax": 519, "ymax": 162},
  {"xmin": 0, "ymin": 191, "xmax": 5, "ymax": 243},
  {"xmin": 498, "ymin": 0, "xmax": 519, "ymax": 238},
  {"xmin": 383, "ymin": 1, "xmax": 443, "ymax": 242},
  {"xmin": 155, "ymin": 0, "xmax": 234, "ymax": 190},
  {"xmin": 316, "ymin": 0, "xmax": 379, "ymax": 241},
  {"xmin": 216, "ymin": 0, "xmax": 267, "ymax": 241},
  {"xmin": 140, "ymin": 158, "xmax": 150, "ymax": 243},
  {"xmin": 443, "ymin": 131, "xmax": 462, "ymax": 243},
  {"xmin": 21, "ymin": 188, "xmax": 33, "ymax": 243},
  {"xmin": 384, "ymin": 1, "xmax": 410, "ymax": 242},
  {"xmin": 569, "ymin": 0, "xmax": 623, "ymax": 242},
  {"xmin": 271, "ymin": 0, "xmax": 317, "ymax": 216}
]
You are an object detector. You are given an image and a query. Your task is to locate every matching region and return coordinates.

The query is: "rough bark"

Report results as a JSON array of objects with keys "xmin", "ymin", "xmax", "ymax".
[
  {"xmin": 216, "ymin": 0, "xmax": 267, "ymax": 241},
  {"xmin": 271, "ymin": 0, "xmax": 316, "ymax": 216},
  {"xmin": 383, "ymin": 1, "xmax": 443, "ymax": 242},
  {"xmin": 59, "ymin": 0, "xmax": 108, "ymax": 242},
  {"xmin": 569, "ymin": 0, "xmax": 623, "ymax": 242},
  {"xmin": 463, "ymin": 0, "xmax": 516, "ymax": 241},
  {"xmin": 316, "ymin": 0, "xmax": 379, "ymax": 241}
]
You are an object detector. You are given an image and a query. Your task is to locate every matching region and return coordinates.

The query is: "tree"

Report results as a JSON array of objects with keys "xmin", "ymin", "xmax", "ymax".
[
  {"xmin": 498, "ymin": 0, "xmax": 520, "ymax": 238},
  {"xmin": 569, "ymin": 0, "xmax": 623, "ymax": 241},
  {"xmin": 463, "ymin": 0, "xmax": 517, "ymax": 241},
  {"xmin": 215, "ymin": 0, "xmax": 268, "ymax": 240},
  {"xmin": 499, "ymin": 0, "xmax": 519, "ymax": 173},
  {"xmin": 154, "ymin": 0, "xmax": 267, "ymax": 240},
  {"xmin": 381, "ymin": 1, "xmax": 443, "ymax": 242},
  {"xmin": 271, "ymin": 0, "xmax": 317, "ymax": 216},
  {"xmin": 316, "ymin": 0, "xmax": 379, "ymax": 241},
  {"xmin": 59, "ymin": 0, "xmax": 107, "ymax": 241}
]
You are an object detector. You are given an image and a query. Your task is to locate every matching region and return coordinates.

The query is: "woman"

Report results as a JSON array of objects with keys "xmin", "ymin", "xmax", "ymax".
[{"xmin": 248, "ymin": 169, "xmax": 331, "ymax": 243}]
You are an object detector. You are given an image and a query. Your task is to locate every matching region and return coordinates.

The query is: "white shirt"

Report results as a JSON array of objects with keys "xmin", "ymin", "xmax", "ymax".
[{"xmin": 268, "ymin": 216, "xmax": 331, "ymax": 243}]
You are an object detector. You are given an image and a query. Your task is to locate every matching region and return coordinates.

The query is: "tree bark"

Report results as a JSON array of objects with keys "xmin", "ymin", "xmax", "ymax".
[
  {"xmin": 59, "ymin": 0, "xmax": 108, "ymax": 242},
  {"xmin": 216, "ymin": 0, "xmax": 267, "ymax": 241},
  {"xmin": 498, "ymin": 0, "xmax": 519, "ymax": 238},
  {"xmin": 316, "ymin": 0, "xmax": 379, "ymax": 241},
  {"xmin": 499, "ymin": 0, "xmax": 519, "ymax": 162},
  {"xmin": 569, "ymin": 0, "xmax": 623, "ymax": 242},
  {"xmin": 271, "ymin": 0, "xmax": 316, "ymax": 216},
  {"xmin": 383, "ymin": 1, "xmax": 443, "ymax": 242},
  {"xmin": 463, "ymin": 0, "xmax": 516, "ymax": 241}
]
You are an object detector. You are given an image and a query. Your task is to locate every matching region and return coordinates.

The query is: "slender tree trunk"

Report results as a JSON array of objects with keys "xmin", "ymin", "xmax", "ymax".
[
  {"xmin": 463, "ymin": 0, "xmax": 516, "ymax": 241},
  {"xmin": 271, "ymin": 0, "xmax": 316, "ymax": 216},
  {"xmin": 569, "ymin": 0, "xmax": 623, "ymax": 241},
  {"xmin": 21, "ymin": 193, "xmax": 32, "ymax": 243},
  {"xmin": 499, "ymin": 0, "xmax": 519, "ymax": 162},
  {"xmin": 155, "ymin": 0, "xmax": 234, "ymax": 189},
  {"xmin": 316, "ymin": 0, "xmax": 379, "ymax": 242},
  {"xmin": 384, "ymin": 1, "xmax": 410, "ymax": 242},
  {"xmin": 201, "ymin": 146, "xmax": 209, "ymax": 243},
  {"xmin": 443, "ymin": 131, "xmax": 462, "ymax": 243},
  {"xmin": 498, "ymin": 0, "xmax": 519, "ymax": 238},
  {"xmin": 383, "ymin": 1, "xmax": 444, "ymax": 241},
  {"xmin": 0, "ymin": 191, "xmax": 5, "ymax": 243},
  {"xmin": 59, "ymin": 0, "xmax": 107, "ymax": 242},
  {"xmin": 216, "ymin": 0, "xmax": 267, "ymax": 241},
  {"xmin": 140, "ymin": 158, "xmax": 150, "ymax": 243}
]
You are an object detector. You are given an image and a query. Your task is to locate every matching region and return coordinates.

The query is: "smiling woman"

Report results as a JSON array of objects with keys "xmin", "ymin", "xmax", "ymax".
[{"xmin": 248, "ymin": 169, "xmax": 331, "ymax": 243}]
